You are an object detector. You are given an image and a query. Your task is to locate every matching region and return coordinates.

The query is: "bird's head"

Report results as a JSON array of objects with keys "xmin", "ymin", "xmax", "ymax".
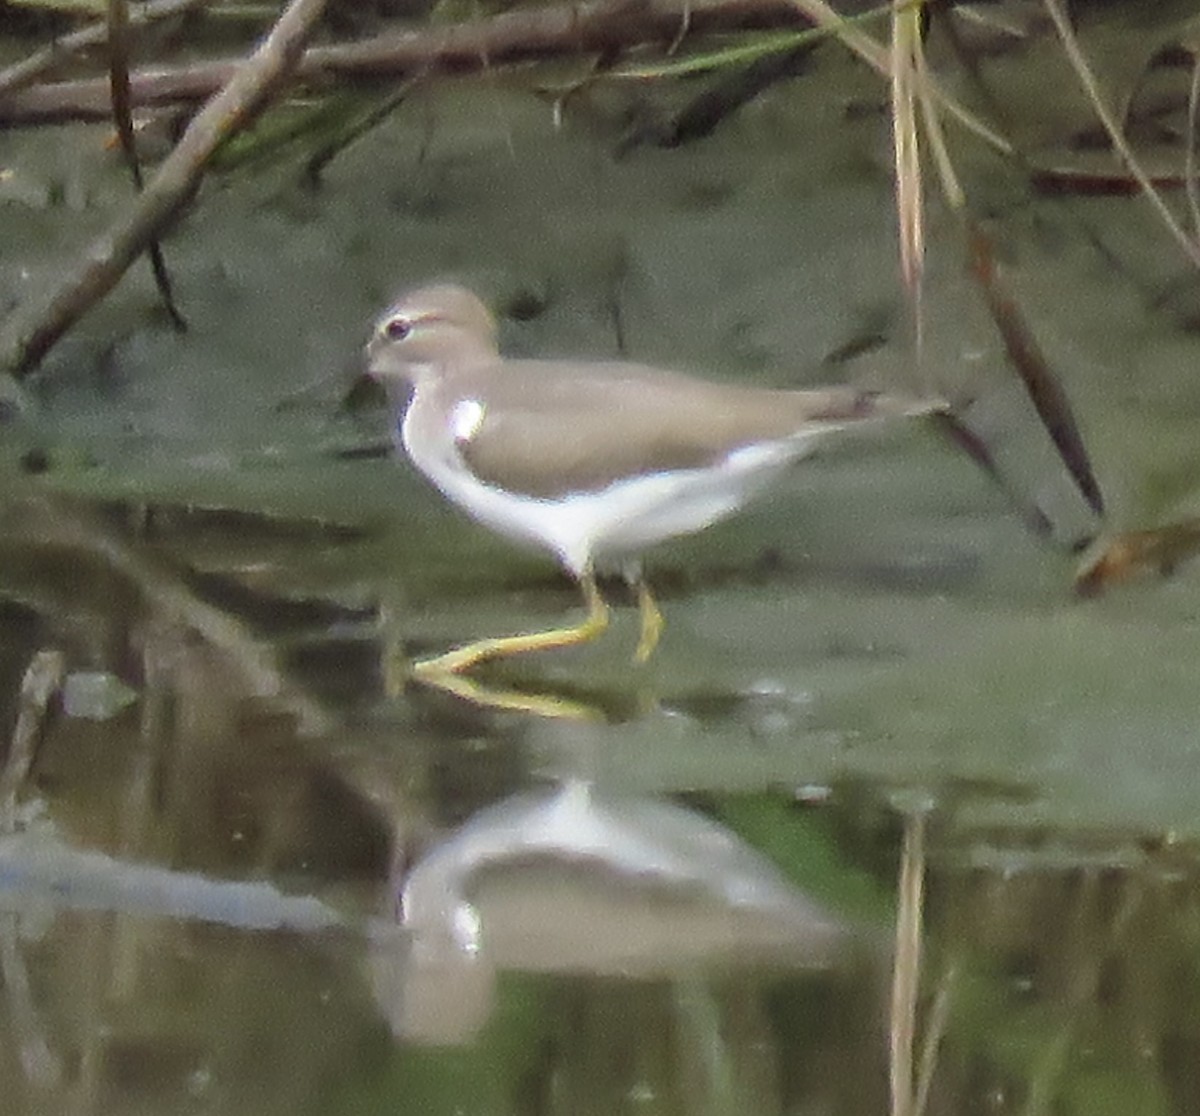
[{"xmin": 365, "ymin": 284, "xmax": 500, "ymax": 392}]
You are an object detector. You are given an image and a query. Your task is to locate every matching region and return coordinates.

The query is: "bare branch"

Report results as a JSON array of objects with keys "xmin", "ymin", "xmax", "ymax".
[
  {"xmin": 0, "ymin": 0, "xmax": 329, "ymax": 377},
  {"xmin": 0, "ymin": 0, "xmax": 804, "ymax": 125},
  {"xmin": 0, "ymin": 0, "xmax": 212, "ymax": 100}
]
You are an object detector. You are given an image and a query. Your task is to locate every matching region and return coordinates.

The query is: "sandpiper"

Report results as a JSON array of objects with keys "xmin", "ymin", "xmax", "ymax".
[{"xmin": 366, "ymin": 284, "xmax": 939, "ymax": 678}]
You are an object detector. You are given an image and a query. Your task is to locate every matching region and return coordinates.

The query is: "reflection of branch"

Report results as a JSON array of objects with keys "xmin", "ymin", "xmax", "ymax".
[
  {"xmin": 0, "ymin": 0, "xmax": 805, "ymax": 125},
  {"xmin": 0, "ymin": 0, "xmax": 329, "ymax": 377},
  {"xmin": 0, "ymin": 651, "xmax": 65, "ymax": 834},
  {"xmin": 3, "ymin": 496, "xmax": 332, "ymax": 736},
  {"xmin": 0, "ymin": 918, "xmax": 62, "ymax": 1088},
  {"xmin": 0, "ymin": 829, "xmax": 345, "ymax": 932},
  {"xmin": 889, "ymin": 807, "xmax": 925, "ymax": 1116}
]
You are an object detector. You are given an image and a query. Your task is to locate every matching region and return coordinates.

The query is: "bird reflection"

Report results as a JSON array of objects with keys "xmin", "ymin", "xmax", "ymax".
[{"xmin": 369, "ymin": 780, "xmax": 855, "ymax": 1045}]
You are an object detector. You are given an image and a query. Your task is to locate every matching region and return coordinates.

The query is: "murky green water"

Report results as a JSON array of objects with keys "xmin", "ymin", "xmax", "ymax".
[{"xmin": 4, "ymin": 4, "xmax": 1200, "ymax": 1111}]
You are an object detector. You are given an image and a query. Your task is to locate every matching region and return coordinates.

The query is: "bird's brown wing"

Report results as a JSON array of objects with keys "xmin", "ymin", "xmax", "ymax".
[{"xmin": 450, "ymin": 360, "xmax": 923, "ymax": 499}]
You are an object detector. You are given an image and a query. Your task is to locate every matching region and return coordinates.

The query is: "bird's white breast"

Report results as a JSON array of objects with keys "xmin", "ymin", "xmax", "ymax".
[{"xmin": 400, "ymin": 390, "xmax": 811, "ymax": 577}]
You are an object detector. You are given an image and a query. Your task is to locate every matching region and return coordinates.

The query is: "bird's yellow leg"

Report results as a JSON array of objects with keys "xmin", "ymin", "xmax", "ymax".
[
  {"xmin": 632, "ymin": 576, "xmax": 664, "ymax": 663},
  {"xmin": 412, "ymin": 571, "xmax": 610, "ymax": 677},
  {"xmin": 412, "ymin": 670, "xmax": 605, "ymax": 722}
]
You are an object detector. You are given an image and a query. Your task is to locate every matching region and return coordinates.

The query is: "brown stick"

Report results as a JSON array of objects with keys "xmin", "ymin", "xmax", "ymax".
[
  {"xmin": 0, "ymin": 0, "xmax": 329, "ymax": 377},
  {"xmin": 107, "ymin": 0, "xmax": 188, "ymax": 330},
  {"xmin": 0, "ymin": 0, "xmax": 804, "ymax": 125},
  {"xmin": 966, "ymin": 220, "xmax": 1105, "ymax": 519}
]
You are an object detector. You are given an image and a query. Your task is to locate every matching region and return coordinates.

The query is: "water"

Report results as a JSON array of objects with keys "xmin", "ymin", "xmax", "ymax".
[{"xmin": 4, "ymin": 11, "xmax": 1200, "ymax": 1109}]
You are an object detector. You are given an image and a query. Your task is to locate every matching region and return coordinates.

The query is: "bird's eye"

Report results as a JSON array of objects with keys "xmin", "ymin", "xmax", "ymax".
[{"xmin": 383, "ymin": 316, "xmax": 412, "ymax": 341}]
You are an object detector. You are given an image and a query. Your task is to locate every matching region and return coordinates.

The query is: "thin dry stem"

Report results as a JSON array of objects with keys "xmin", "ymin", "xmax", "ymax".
[
  {"xmin": 889, "ymin": 809, "xmax": 926, "ymax": 1116},
  {"xmin": 107, "ymin": 0, "xmax": 187, "ymax": 329},
  {"xmin": 1043, "ymin": 0, "xmax": 1200, "ymax": 270},
  {"xmin": 791, "ymin": 0, "xmax": 1012, "ymax": 155},
  {"xmin": 913, "ymin": 957, "xmax": 955, "ymax": 1116},
  {"xmin": 915, "ymin": 29, "xmax": 963, "ymax": 211},
  {"xmin": 1186, "ymin": 52, "xmax": 1200, "ymax": 236},
  {"xmin": 891, "ymin": 1, "xmax": 924, "ymax": 358}
]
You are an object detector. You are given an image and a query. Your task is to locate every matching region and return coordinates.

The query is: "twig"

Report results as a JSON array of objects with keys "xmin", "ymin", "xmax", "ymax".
[
  {"xmin": 0, "ymin": 0, "xmax": 329, "ymax": 377},
  {"xmin": 792, "ymin": 0, "xmax": 1012, "ymax": 155},
  {"xmin": 0, "ymin": 0, "xmax": 1015, "ymax": 215},
  {"xmin": 108, "ymin": 0, "xmax": 139, "ymax": 184},
  {"xmin": 0, "ymin": 917, "xmax": 62, "ymax": 1088},
  {"xmin": 890, "ymin": 1, "xmax": 923, "ymax": 355},
  {"xmin": 0, "ymin": 650, "xmax": 66, "ymax": 834},
  {"xmin": 0, "ymin": 0, "xmax": 790, "ymax": 124},
  {"xmin": 0, "ymin": 0, "xmax": 211, "ymax": 99},
  {"xmin": 913, "ymin": 957, "xmax": 955, "ymax": 1116},
  {"xmin": 889, "ymin": 806, "xmax": 926, "ymax": 1116},
  {"xmin": 0, "ymin": 0, "xmax": 1009, "ymax": 164},
  {"xmin": 1042, "ymin": 0, "xmax": 1200, "ymax": 271},
  {"xmin": 966, "ymin": 220, "xmax": 1105, "ymax": 518},
  {"xmin": 304, "ymin": 81, "xmax": 417, "ymax": 186},
  {"xmin": 108, "ymin": 0, "xmax": 188, "ymax": 330},
  {"xmin": 1185, "ymin": 51, "xmax": 1200, "ymax": 236},
  {"xmin": 615, "ymin": 39, "xmax": 814, "ymax": 153}
]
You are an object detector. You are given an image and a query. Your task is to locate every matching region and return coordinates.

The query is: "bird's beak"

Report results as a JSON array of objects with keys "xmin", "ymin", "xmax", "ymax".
[{"xmin": 363, "ymin": 334, "xmax": 385, "ymax": 379}]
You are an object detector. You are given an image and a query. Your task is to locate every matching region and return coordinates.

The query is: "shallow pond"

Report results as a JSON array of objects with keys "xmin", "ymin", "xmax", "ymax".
[{"xmin": 3, "ymin": 6, "xmax": 1200, "ymax": 1111}]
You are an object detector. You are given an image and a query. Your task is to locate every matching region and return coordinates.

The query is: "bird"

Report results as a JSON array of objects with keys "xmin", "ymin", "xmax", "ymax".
[{"xmin": 365, "ymin": 283, "xmax": 941, "ymax": 679}]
